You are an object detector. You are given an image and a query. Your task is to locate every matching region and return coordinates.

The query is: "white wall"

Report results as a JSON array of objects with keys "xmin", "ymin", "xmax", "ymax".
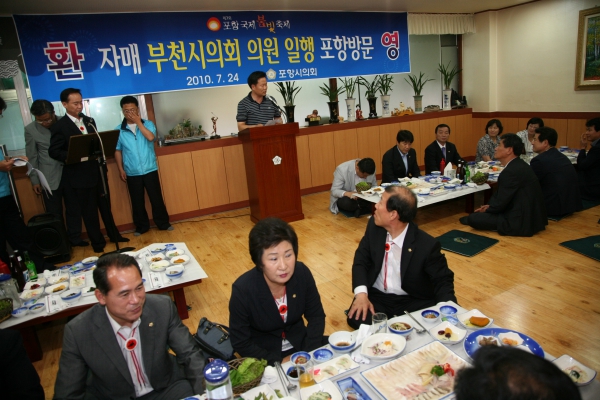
[
  {"xmin": 153, "ymin": 35, "xmax": 453, "ymax": 136},
  {"xmin": 463, "ymin": 0, "xmax": 600, "ymax": 112}
]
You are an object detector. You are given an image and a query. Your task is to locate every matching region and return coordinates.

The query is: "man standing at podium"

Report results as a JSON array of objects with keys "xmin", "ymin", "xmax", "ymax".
[
  {"xmin": 49, "ymin": 88, "xmax": 106, "ymax": 253},
  {"xmin": 236, "ymin": 71, "xmax": 283, "ymax": 131}
]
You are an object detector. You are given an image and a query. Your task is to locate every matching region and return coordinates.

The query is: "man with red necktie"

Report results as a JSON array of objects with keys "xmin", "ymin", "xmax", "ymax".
[{"xmin": 346, "ymin": 185, "xmax": 456, "ymax": 329}]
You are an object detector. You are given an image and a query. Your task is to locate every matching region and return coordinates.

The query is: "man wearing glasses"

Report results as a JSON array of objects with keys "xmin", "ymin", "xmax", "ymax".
[{"xmin": 25, "ymin": 100, "xmax": 87, "ymax": 247}]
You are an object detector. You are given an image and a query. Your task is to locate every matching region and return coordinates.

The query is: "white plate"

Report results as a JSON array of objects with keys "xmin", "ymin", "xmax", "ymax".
[
  {"xmin": 169, "ymin": 255, "xmax": 190, "ymax": 266},
  {"xmin": 82, "ymin": 256, "xmax": 98, "ymax": 265},
  {"xmin": 312, "ymin": 354, "xmax": 359, "ymax": 383},
  {"xmin": 149, "ymin": 260, "xmax": 170, "ymax": 272},
  {"xmin": 361, "ymin": 341, "xmax": 470, "ymax": 400},
  {"xmin": 165, "ymin": 248, "xmax": 185, "ymax": 258},
  {"xmin": 240, "ymin": 384, "xmax": 278, "ymax": 400},
  {"xmin": 457, "ymin": 309, "xmax": 494, "ymax": 330},
  {"xmin": 552, "ymin": 354, "xmax": 597, "ymax": 386},
  {"xmin": 70, "ymin": 274, "xmax": 86, "ymax": 288},
  {"xmin": 361, "ymin": 333, "xmax": 406, "ymax": 361},
  {"xmin": 429, "ymin": 320, "xmax": 467, "ymax": 345},
  {"xmin": 45, "ymin": 282, "xmax": 69, "ymax": 295},
  {"xmin": 24, "ymin": 278, "xmax": 47, "ymax": 289},
  {"xmin": 300, "ymin": 380, "xmax": 342, "ymax": 400},
  {"xmin": 146, "ymin": 253, "xmax": 166, "ymax": 263},
  {"xmin": 20, "ymin": 287, "xmax": 44, "ymax": 300},
  {"xmin": 48, "ymin": 275, "xmax": 69, "ymax": 285}
]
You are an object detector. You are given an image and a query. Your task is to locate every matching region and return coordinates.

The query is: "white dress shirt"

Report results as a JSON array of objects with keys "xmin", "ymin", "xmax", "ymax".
[
  {"xmin": 106, "ymin": 308, "xmax": 154, "ymax": 397},
  {"xmin": 66, "ymin": 113, "xmax": 89, "ymax": 134}
]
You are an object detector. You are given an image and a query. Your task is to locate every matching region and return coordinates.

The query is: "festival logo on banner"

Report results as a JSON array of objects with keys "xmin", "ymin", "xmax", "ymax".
[{"xmin": 13, "ymin": 12, "xmax": 409, "ymax": 101}]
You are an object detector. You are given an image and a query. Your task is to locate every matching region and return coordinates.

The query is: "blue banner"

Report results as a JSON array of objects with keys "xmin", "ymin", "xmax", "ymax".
[{"xmin": 13, "ymin": 11, "xmax": 409, "ymax": 101}]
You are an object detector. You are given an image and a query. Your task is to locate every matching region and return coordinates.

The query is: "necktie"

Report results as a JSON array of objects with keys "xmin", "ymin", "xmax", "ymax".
[
  {"xmin": 402, "ymin": 153, "xmax": 408, "ymax": 173},
  {"xmin": 117, "ymin": 327, "xmax": 147, "ymax": 388},
  {"xmin": 442, "ymin": 146, "xmax": 447, "ymax": 159}
]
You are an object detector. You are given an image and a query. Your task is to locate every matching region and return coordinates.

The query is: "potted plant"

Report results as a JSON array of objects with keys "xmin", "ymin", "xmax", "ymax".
[
  {"xmin": 181, "ymin": 118, "xmax": 192, "ymax": 136},
  {"xmin": 358, "ymin": 75, "xmax": 381, "ymax": 118},
  {"xmin": 319, "ymin": 82, "xmax": 345, "ymax": 124},
  {"xmin": 274, "ymin": 81, "xmax": 301, "ymax": 123},
  {"xmin": 339, "ymin": 77, "xmax": 358, "ymax": 122},
  {"xmin": 404, "ymin": 72, "xmax": 434, "ymax": 113},
  {"xmin": 378, "ymin": 74, "xmax": 394, "ymax": 117},
  {"xmin": 438, "ymin": 61, "xmax": 462, "ymax": 110}
]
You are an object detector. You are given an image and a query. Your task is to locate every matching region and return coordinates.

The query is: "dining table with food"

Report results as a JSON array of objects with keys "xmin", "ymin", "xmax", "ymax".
[{"xmin": 229, "ymin": 301, "xmax": 598, "ymax": 400}]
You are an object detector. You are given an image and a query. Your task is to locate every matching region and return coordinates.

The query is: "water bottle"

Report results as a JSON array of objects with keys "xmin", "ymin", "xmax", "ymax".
[{"xmin": 204, "ymin": 359, "xmax": 233, "ymax": 400}]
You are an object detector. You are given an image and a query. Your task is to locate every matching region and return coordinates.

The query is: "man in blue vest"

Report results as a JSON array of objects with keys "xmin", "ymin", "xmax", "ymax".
[{"xmin": 114, "ymin": 96, "xmax": 172, "ymax": 236}]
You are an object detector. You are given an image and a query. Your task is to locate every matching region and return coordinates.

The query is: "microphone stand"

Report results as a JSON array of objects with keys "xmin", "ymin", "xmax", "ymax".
[
  {"xmin": 81, "ymin": 115, "xmax": 135, "ymax": 255},
  {"xmin": 268, "ymin": 95, "xmax": 288, "ymax": 124}
]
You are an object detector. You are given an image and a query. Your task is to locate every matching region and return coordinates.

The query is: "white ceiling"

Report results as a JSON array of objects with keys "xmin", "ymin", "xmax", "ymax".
[{"xmin": 1, "ymin": 0, "xmax": 535, "ymax": 15}]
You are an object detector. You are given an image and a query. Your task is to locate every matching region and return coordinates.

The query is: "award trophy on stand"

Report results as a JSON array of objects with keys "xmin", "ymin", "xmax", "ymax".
[{"xmin": 210, "ymin": 113, "xmax": 221, "ymax": 139}]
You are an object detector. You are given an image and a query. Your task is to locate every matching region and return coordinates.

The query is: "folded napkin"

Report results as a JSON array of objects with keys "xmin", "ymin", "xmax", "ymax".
[
  {"xmin": 444, "ymin": 162, "xmax": 453, "ymax": 177},
  {"xmin": 350, "ymin": 324, "xmax": 372, "ymax": 364}
]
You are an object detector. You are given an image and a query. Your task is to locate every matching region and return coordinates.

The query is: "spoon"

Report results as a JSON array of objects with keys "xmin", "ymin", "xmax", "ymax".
[{"xmin": 274, "ymin": 361, "xmax": 297, "ymax": 392}]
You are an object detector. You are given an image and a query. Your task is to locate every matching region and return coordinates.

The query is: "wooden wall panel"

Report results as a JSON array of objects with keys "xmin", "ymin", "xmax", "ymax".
[
  {"xmin": 544, "ymin": 119, "xmax": 569, "ymax": 147},
  {"xmin": 398, "ymin": 120, "xmax": 423, "ymax": 168},
  {"xmin": 333, "ymin": 128, "xmax": 358, "ymax": 167},
  {"xmin": 378, "ymin": 122, "xmax": 401, "ymax": 171},
  {"xmin": 308, "ymin": 131, "xmax": 336, "ymax": 186},
  {"xmin": 502, "ymin": 118, "xmax": 520, "ymax": 134},
  {"xmin": 157, "ymin": 152, "xmax": 199, "ymax": 214},
  {"xmin": 455, "ymin": 114, "xmax": 474, "ymax": 157},
  {"xmin": 567, "ymin": 119, "xmax": 587, "ymax": 149},
  {"xmin": 106, "ymin": 163, "xmax": 135, "ymax": 227},
  {"xmin": 223, "ymin": 144, "xmax": 249, "ymax": 203},
  {"xmin": 356, "ymin": 126, "xmax": 381, "ymax": 176},
  {"xmin": 295, "ymin": 135, "xmax": 312, "ymax": 189},
  {"xmin": 191, "ymin": 147, "xmax": 229, "ymax": 209},
  {"xmin": 418, "ymin": 117, "xmax": 439, "ymax": 162},
  {"xmin": 14, "ymin": 178, "xmax": 45, "ymax": 223}
]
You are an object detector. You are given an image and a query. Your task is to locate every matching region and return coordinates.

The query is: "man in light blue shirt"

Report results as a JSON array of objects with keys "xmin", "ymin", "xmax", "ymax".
[{"xmin": 114, "ymin": 96, "xmax": 172, "ymax": 236}]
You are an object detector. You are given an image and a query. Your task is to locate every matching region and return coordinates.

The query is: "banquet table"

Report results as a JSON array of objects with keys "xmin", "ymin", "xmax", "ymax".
[
  {"xmin": 0, "ymin": 242, "xmax": 208, "ymax": 362},
  {"xmin": 355, "ymin": 183, "xmax": 491, "ymax": 214},
  {"xmin": 257, "ymin": 301, "xmax": 599, "ymax": 400}
]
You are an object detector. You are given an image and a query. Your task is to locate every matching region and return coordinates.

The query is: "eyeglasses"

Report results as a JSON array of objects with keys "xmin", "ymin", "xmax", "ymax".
[{"xmin": 36, "ymin": 116, "xmax": 54, "ymax": 124}]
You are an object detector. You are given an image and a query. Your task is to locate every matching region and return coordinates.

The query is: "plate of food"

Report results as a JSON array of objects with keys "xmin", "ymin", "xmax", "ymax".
[
  {"xmin": 463, "ymin": 328, "xmax": 544, "ymax": 360},
  {"xmin": 24, "ymin": 278, "xmax": 47, "ymax": 290},
  {"xmin": 170, "ymin": 255, "xmax": 190, "ymax": 265},
  {"xmin": 145, "ymin": 253, "xmax": 166, "ymax": 263},
  {"xmin": 336, "ymin": 377, "xmax": 372, "ymax": 400},
  {"xmin": 240, "ymin": 383, "xmax": 278, "ymax": 400},
  {"xmin": 70, "ymin": 274, "xmax": 86, "ymax": 288},
  {"xmin": 360, "ymin": 333, "xmax": 406, "ymax": 361},
  {"xmin": 45, "ymin": 282, "xmax": 69, "ymax": 295},
  {"xmin": 312, "ymin": 355, "xmax": 359, "ymax": 383},
  {"xmin": 456, "ymin": 309, "xmax": 493, "ymax": 330},
  {"xmin": 552, "ymin": 354, "xmax": 596, "ymax": 386},
  {"xmin": 19, "ymin": 287, "xmax": 44, "ymax": 301},
  {"xmin": 165, "ymin": 248, "xmax": 185, "ymax": 258},
  {"xmin": 149, "ymin": 260, "xmax": 170, "ymax": 272},
  {"xmin": 429, "ymin": 321, "xmax": 467, "ymax": 345},
  {"xmin": 48, "ymin": 275, "xmax": 69, "ymax": 285},
  {"xmin": 361, "ymin": 341, "xmax": 469, "ymax": 400},
  {"xmin": 300, "ymin": 380, "xmax": 342, "ymax": 400}
]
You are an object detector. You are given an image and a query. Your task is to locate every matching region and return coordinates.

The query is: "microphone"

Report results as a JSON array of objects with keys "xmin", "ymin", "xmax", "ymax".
[
  {"xmin": 267, "ymin": 95, "xmax": 287, "ymax": 123},
  {"xmin": 78, "ymin": 112, "xmax": 106, "ymax": 161}
]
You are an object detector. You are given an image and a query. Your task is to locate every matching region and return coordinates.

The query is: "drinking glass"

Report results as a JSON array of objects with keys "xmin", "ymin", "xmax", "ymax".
[
  {"xmin": 372, "ymin": 312, "xmax": 388, "ymax": 334},
  {"xmin": 296, "ymin": 357, "xmax": 315, "ymax": 389}
]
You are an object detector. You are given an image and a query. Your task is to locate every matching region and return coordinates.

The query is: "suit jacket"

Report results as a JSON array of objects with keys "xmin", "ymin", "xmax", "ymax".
[
  {"xmin": 53, "ymin": 295, "xmax": 205, "ymax": 400},
  {"xmin": 229, "ymin": 262, "xmax": 326, "ymax": 365},
  {"xmin": 424, "ymin": 141, "xmax": 462, "ymax": 174},
  {"xmin": 49, "ymin": 115, "xmax": 99, "ymax": 189},
  {"xmin": 352, "ymin": 219, "xmax": 456, "ymax": 304},
  {"xmin": 486, "ymin": 157, "xmax": 547, "ymax": 236},
  {"xmin": 25, "ymin": 121, "xmax": 63, "ymax": 190},
  {"xmin": 576, "ymin": 140, "xmax": 600, "ymax": 201},
  {"xmin": 381, "ymin": 146, "xmax": 421, "ymax": 183},
  {"xmin": 329, "ymin": 159, "xmax": 377, "ymax": 214},
  {"xmin": 530, "ymin": 148, "xmax": 582, "ymax": 216},
  {"xmin": 0, "ymin": 329, "xmax": 45, "ymax": 399}
]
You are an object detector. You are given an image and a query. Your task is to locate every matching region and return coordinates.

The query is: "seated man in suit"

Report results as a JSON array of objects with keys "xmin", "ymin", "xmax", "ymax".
[
  {"xmin": 577, "ymin": 117, "xmax": 600, "ymax": 201},
  {"xmin": 424, "ymin": 124, "xmax": 462, "ymax": 174},
  {"xmin": 329, "ymin": 158, "xmax": 377, "ymax": 218},
  {"xmin": 531, "ymin": 127, "xmax": 582, "ymax": 218},
  {"xmin": 381, "ymin": 130, "xmax": 421, "ymax": 183},
  {"xmin": 347, "ymin": 186, "xmax": 456, "ymax": 329},
  {"xmin": 53, "ymin": 254, "xmax": 206, "ymax": 400},
  {"xmin": 460, "ymin": 134, "xmax": 548, "ymax": 236}
]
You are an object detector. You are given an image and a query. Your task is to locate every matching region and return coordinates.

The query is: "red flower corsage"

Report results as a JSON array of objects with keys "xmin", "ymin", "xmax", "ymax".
[
  {"xmin": 278, "ymin": 305, "xmax": 288, "ymax": 315},
  {"xmin": 385, "ymin": 243, "xmax": 391, "ymax": 252},
  {"xmin": 80, "ymin": 126, "xmax": 84, "ymax": 131},
  {"xmin": 125, "ymin": 337, "xmax": 137, "ymax": 351}
]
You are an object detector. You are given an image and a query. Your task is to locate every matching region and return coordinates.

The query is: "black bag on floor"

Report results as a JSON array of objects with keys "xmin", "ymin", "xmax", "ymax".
[{"xmin": 193, "ymin": 317, "xmax": 234, "ymax": 361}]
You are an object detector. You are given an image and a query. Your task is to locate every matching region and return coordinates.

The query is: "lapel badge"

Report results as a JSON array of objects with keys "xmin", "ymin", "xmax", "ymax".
[
  {"xmin": 149, "ymin": 322, "xmax": 154, "ymax": 327},
  {"xmin": 408, "ymin": 248, "xmax": 412, "ymax": 252},
  {"xmin": 293, "ymin": 294, "xmax": 296, "ymax": 298}
]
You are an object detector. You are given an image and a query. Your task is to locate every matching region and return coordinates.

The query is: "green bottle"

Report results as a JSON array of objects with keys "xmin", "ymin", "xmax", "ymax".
[
  {"xmin": 465, "ymin": 165, "xmax": 471, "ymax": 183},
  {"xmin": 23, "ymin": 251, "xmax": 38, "ymax": 281}
]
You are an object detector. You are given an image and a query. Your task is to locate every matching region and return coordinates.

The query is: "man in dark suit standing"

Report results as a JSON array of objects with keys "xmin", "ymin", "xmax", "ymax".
[
  {"xmin": 381, "ymin": 130, "xmax": 421, "ymax": 183},
  {"xmin": 424, "ymin": 124, "xmax": 462, "ymax": 174},
  {"xmin": 53, "ymin": 254, "xmax": 205, "ymax": 399},
  {"xmin": 49, "ymin": 88, "xmax": 106, "ymax": 252},
  {"xmin": 460, "ymin": 133, "xmax": 547, "ymax": 236},
  {"xmin": 347, "ymin": 186, "xmax": 456, "ymax": 329},
  {"xmin": 530, "ymin": 127, "xmax": 582, "ymax": 218},
  {"xmin": 577, "ymin": 117, "xmax": 600, "ymax": 201}
]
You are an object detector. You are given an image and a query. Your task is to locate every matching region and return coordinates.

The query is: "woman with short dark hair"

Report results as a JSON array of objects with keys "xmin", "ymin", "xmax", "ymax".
[
  {"xmin": 475, "ymin": 119, "xmax": 503, "ymax": 162},
  {"xmin": 229, "ymin": 218, "xmax": 326, "ymax": 364}
]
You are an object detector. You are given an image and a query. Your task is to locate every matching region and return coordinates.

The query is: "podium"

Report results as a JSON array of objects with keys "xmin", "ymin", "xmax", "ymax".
[{"xmin": 239, "ymin": 123, "xmax": 304, "ymax": 223}]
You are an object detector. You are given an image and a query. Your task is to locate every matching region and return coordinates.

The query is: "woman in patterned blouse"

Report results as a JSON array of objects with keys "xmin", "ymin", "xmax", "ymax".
[{"xmin": 476, "ymin": 119, "xmax": 503, "ymax": 162}]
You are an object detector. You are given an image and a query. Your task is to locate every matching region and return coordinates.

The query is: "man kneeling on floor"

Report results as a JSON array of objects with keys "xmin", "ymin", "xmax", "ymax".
[
  {"xmin": 329, "ymin": 158, "xmax": 377, "ymax": 218},
  {"xmin": 347, "ymin": 186, "xmax": 456, "ymax": 329},
  {"xmin": 53, "ymin": 253, "xmax": 205, "ymax": 400}
]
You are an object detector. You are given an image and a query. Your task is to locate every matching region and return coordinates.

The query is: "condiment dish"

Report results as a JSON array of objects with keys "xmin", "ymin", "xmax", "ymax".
[
  {"xmin": 387, "ymin": 316, "xmax": 414, "ymax": 337},
  {"xmin": 421, "ymin": 309, "xmax": 440, "ymax": 323},
  {"xmin": 328, "ymin": 331, "xmax": 355, "ymax": 352},
  {"xmin": 165, "ymin": 266, "xmax": 184, "ymax": 280},
  {"xmin": 61, "ymin": 289, "xmax": 82, "ymax": 304}
]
